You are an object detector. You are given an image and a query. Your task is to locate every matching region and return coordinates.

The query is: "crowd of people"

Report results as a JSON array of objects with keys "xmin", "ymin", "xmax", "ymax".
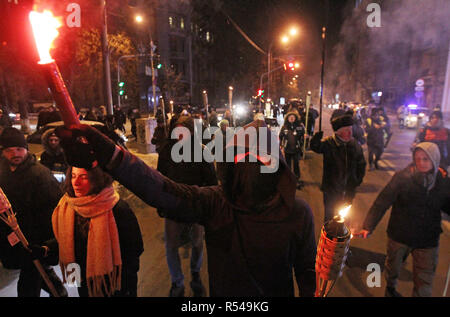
[{"xmin": 0, "ymin": 101, "xmax": 448, "ymax": 298}]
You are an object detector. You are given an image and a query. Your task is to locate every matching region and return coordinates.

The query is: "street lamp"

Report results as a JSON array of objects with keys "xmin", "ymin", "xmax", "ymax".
[
  {"xmin": 267, "ymin": 26, "xmax": 300, "ymax": 102},
  {"xmin": 281, "ymin": 35, "xmax": 289, "ymax": 44},
  {"xmin": 289, "ymin": 27, "xmax": 298, "ymax": 36},
  {"xmin": 134, "ymin": 13, "xmax": 157, "ymax": 116}
]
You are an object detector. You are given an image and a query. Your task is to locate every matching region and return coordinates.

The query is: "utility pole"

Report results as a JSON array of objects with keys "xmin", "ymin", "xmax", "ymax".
[
  {"xmin": 101, "ymin": 0, "xmax": 113, "ymax": 115},
  {"xmin": 319, "ymin": 26, "xmax": 326, "ymax": 132}
]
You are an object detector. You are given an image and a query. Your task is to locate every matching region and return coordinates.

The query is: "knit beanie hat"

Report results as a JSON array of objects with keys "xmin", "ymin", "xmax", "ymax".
[
  {"xmin": 0, "ymin": 127, "xmax": 27, "ymax": 149},
  {"xmin": 331, "ymin": 115, "xmax": 353, "ymax": 131}
]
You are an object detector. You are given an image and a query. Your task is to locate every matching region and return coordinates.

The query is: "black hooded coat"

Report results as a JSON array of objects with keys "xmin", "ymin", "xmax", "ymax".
[{"xmin": 109, "ymin": 121, "xmax": 316, "ymax": 297}]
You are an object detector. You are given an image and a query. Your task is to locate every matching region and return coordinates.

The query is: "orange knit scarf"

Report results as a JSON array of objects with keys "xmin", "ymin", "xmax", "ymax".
[{"xmin": 52, "ymin": 186, "xmax": 122, "ymax": 297}]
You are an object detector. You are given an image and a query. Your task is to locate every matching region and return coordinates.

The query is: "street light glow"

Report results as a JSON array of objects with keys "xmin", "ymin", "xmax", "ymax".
[
  {"xmin": 229, "ymin": 86, "xmax": 233, "ymax": 90},
  {"xmin": 289, "ymin": 27, "xmax": 298, "ymax": 36},
  {"xmin": 135, "ymin": 15, "xmax": 143, "ymax": 23},
  {"xmin": 281, "ymin": 35, "xmax": 289, "ymax": 44}
]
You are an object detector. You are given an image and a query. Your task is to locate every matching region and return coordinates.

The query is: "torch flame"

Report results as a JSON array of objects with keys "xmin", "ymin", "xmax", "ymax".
[
  {"xmin": 338, "ymin": 205, "xmax": 351, "ymax": 220},
  {"xmin": 29, "ymin": 10, "xmax": 62, "ymax": 64}
]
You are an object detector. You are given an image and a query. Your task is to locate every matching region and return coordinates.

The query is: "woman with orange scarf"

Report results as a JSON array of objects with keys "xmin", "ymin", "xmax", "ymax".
[{"xmin": 39, "ymin": 166, "xmax": 143, "ymax": 297}]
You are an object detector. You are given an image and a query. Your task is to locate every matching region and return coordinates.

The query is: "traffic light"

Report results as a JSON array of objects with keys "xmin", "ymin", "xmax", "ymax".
[
  {"xmin": 157, "ymin": 63, "xmax": 162, "ymax": 69},
  {"xmin": 284, "ymin": 62, "xmax": 299, "ymax": 71},
  {"xmin": 119, "ymin": 81, "xmax": 125, "ymax": 96},
  {"xmin": 257, "ymin": 89, "xmax": 264, "ymax": 97}
]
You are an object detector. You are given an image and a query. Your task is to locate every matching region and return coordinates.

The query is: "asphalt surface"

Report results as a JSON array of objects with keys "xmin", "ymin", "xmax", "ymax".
[{"xmin": 0, "ymin": 109, "xmax": 449, "ymax": 297}]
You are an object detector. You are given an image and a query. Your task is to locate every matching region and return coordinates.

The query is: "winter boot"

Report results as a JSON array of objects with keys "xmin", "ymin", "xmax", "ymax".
[
  {"xmin": 169, "ymin": 283, "xmax": 185, "ymax": 297},
  {"xmin": 190, "ymin": 272, "xmax": 205, "ymax": 297}
]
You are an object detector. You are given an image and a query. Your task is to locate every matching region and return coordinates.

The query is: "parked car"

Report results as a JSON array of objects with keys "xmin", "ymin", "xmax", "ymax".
[
  {"xmin": 26, "ymin": 120, "xmax": 128, "ymax": 149},
  {"xmin": 404, "ymin": 105, "xmax": 429, "ymax": 129}
]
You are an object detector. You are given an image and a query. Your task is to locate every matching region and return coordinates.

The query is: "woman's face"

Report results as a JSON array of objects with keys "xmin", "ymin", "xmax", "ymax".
[{"xmin": 71, "ymin": 167, "xmax": 91, "ymax": 197}]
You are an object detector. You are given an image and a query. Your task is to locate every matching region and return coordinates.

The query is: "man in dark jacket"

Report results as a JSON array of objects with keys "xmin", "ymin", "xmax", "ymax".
[
  {"xmin": 413, "ymin": 110, "xmax": 449, "ymax": 169},
  {"xmin": 151, "ymin": 116, "xmax": 167, "ymax": 154},
  {"xmin": 157, "ymin": 115, "xmax": 217, "ymax": 297},
  {"xmin": 365, "ymin": 110, "xmax": 385, "ymax": 170},
  {"xmin": 0, "ymin": 127, "xmax": 66, "ymax": 297},
  {"xmin": 310, "ymin": 113, "xmax": 366, "ymax": 223},
  {"xmin": 355, "ymin": 142, "xmax": 450, "ymax": 297},
  {"xmin": 279, "ymin": 112, "xmax": 305, "ymax": 188},
  {"xmin": 56, "ymin": 120, "xmax": 317, "ymax": 297}
]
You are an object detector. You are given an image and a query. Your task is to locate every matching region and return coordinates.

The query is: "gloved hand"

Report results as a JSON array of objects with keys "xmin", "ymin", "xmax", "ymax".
[
  {"xmin": 27, "ymin": 244, "xmax": 49, "ymax": 260},
  {"xmin": 55, "ymin": 124, "xmax": 117, "ymax": 169},
  {"xmin": 313, "ymin": 131, "xmax": 324, "ymax": 140}
]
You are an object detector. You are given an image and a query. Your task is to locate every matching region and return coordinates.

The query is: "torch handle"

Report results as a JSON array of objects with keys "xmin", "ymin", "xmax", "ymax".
[{"xmin": 40, "ymin": 62, "xmax": 80, "ymax": 128}]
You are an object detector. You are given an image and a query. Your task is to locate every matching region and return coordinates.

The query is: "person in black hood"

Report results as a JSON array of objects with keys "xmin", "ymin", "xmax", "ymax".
[
  {"xmin": 310, "ymin": 113, "xmax": 366, "ymax": 223},
  {"xmin": 355, "ymin": 142, "xmax": 450, "ymax": 297},
  {"xmin": 279, "ymin": 112, "xmax": 305, "ymax": 188},
  {"xmin": 40, "ymin": 128, "xmax": 68, "ymax": 173},
  {"xmin": 55, "ymin": 119, "xmax": 317, "ymax": 297}
]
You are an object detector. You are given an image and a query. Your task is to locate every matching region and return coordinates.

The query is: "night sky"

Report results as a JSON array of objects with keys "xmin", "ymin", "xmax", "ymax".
[{"xmin": 0, "ymin": 0, "xmax": 352, "ymax": 104}]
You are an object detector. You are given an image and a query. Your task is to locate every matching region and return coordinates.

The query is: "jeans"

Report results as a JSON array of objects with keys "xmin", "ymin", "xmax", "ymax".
[
  {"xmin": 164, "ymin": 218, "xmax": 204, "ymax": 287},
  {"xmin": 368, "ymin": 145, "xmax": 383, "ymax": 166},
  {"xmin": 285, "ymin": 152, "xmax": 300, "ymax": 179},
  {"xmin": 385, "ymin": 238, "xmax": 439, "ymax": 297}
]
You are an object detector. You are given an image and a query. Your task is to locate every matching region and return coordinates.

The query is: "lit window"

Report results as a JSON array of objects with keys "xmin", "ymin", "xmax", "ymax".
[
  {"xmin": 180, "ymin": 18, "xmax": 185, "ymax": 30},
  {"xmin": 206, "ymin": 32, "xmax": 210, "ymax": 42},
  {"xmin": 169, "ymin": 16, "xmax": 173, "ymax": 28}
]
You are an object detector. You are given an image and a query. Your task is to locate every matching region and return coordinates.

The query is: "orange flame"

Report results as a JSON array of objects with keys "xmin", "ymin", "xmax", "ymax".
[
  {"xmin": 338, "ymin": 205, "xmax": 351, "ymax": 220},
  {"xmin": 29, "ymin": 10, "xmax": 62, "ymax": 64}
]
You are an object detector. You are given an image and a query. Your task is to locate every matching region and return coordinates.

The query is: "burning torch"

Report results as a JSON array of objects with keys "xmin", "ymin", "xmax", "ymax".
[
  {"xmin": 315, "ymin": 205, "xmax": 352, "ymax": 297},
  {"xmin": 0, "ymin": 187, "xmax": 60, "ymax": 297},
  {"xmin": 29, "ymin": 10, "xmax": 80, "ymax": 128}
]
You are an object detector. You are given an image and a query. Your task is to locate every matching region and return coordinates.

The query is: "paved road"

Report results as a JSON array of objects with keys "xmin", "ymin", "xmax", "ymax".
[{"xmin": 0, "ymin": 109, "xmax": 448, "ymax": 297}]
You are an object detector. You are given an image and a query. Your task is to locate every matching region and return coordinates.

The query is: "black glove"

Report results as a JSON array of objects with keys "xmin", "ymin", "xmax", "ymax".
[
  {"xmin": 56, "ymin": 124, "xmax": 117, "ymax": 169},
  {"xmin": 313, "ymin": 131, "xmax": 324, "ymax": 140},
  {"xmin": 27, "ymin": 244, "xmax": 49, "ymax": 260}
]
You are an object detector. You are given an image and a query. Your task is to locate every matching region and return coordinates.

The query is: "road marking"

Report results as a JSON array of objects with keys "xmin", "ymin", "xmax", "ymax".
[{"xmin": 377, "ymin": 159, "xmax": 395, "ymax": 176}]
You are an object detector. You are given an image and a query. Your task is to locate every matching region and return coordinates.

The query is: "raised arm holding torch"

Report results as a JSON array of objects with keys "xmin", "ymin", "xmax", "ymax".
[{"xmin": 29, "ymin": 11, "xmax": 80, "ymax": 128}]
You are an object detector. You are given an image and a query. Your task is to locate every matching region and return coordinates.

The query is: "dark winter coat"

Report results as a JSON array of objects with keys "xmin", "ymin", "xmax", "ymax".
[
  {"xmin": 363, "ymin": 165, "xmax": 450, "ymax": 248},
  {"xmin": 310, "ymin": 133, "xmax": 366, "ymax": 195},
  {"xmin": 365, "ymin": 117, "xmax": 385, "ymax": 148},
  {"xmin": 280, "ymin": 112, "xmax": 305, "ymax": 155},
  {"xmin": 109, "ymin": 150, "xmax": 317, "ymax": 297},
  {"xmin": 40, "ymin": 129, "xmax": 68, "ymax": 173},
  {"xmin": 0, "ymin": 154, "xmax": 62, "ymax": 269},
  {"xmin": 151, "ymin": 126, "xmax": 168, "ymax": 154}
]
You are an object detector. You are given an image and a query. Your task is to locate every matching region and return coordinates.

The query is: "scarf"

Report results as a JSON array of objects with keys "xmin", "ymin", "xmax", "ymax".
[{"xmin": 52, "ymin": 186, "xmax": 122, "ymax": 297}]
